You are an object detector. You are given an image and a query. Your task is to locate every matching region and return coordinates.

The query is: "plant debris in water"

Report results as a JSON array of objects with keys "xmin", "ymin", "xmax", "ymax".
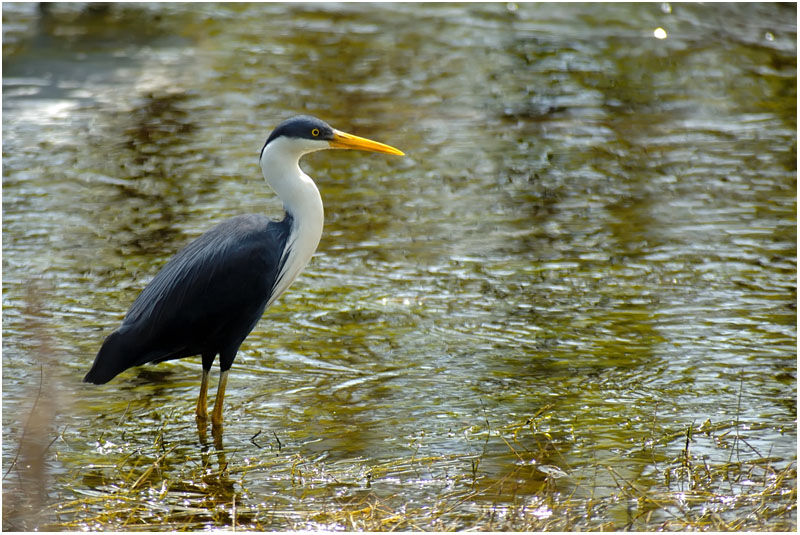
[{"xmin": 4, "ymin": 401, "xmax": 795, "ymax": 531}]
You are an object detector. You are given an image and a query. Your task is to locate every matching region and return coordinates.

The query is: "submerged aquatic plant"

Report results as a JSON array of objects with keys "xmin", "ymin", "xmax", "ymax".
[{"xmin": 6, "ymin": 398, "xmax": 793, "ymax": 532}]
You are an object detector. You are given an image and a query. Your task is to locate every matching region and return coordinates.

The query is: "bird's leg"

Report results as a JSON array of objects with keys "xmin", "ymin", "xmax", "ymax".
[
  {"xmin": 197, "ymin": 353, "xmax": 216, "ymax": 424},
  {"xmin": 211, "ymin": 369, "xmax": 229, "ymax": 429},
  {"xmin": 196, "ymin": 368, "xmax": 210, "ymax": 423}
]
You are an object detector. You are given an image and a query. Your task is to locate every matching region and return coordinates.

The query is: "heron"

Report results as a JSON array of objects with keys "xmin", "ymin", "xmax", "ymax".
[{"xmin": 84, "ymin": 115, "xmax": 404, "ymax": 429}]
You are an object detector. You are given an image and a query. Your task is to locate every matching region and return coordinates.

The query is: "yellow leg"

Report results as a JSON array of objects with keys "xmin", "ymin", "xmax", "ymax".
[
  {"xmin": 211, "ymin": 370, "xmax": 228, "ymax": 429},
  {"xmin": 196, "ymin": 368, "xmax": 210, "ymax": 422}
]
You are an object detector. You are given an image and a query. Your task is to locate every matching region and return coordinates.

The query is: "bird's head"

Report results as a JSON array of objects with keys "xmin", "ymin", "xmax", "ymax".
[{"xmin": 260, "ymin": 115, "xmax": 404, "ymax": 161}]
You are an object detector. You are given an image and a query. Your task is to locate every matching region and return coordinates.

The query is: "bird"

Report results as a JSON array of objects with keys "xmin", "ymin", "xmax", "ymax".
[{"xmin": 84, "ymin": 115, "xmax": 404, "ymax": 429}]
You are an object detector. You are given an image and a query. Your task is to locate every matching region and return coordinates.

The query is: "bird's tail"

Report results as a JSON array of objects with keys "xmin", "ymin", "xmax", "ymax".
[{"xmin": 83, "ymin": 330, "xmax": 134, "ymax": 384}]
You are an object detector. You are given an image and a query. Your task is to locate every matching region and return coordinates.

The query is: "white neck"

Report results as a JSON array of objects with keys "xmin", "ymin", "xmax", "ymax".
[{"xmin": 259, "ymin": 136, "xmax": 326, "ymax": 306}]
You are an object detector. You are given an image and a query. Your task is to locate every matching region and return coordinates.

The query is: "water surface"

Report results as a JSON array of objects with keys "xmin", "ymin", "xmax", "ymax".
[{"xmin": 2, "ymin": 2, "xmax": 795, "ymax": 530}]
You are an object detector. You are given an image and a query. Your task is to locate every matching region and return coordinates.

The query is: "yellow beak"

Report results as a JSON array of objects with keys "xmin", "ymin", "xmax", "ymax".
[{"xmin": 329, "ymin": 129, "xmax": 405, "ymax": 156}]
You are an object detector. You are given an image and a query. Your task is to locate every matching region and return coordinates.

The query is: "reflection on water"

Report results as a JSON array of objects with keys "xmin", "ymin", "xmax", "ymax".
[{"xmin": 2, "ymin": 2, "xmax": 795, "ymax": 530}]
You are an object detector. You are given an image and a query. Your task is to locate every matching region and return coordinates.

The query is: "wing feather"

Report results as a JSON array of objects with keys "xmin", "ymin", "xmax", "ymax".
[{"xmin": 121, "ymin": 214, "xmax": 291, "ymax": 361}]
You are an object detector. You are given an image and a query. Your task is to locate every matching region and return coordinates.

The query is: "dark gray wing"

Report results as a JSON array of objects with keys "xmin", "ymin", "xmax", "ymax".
[{"xmin": 84, "ymin": 214, "xmax": 293, "ymax": 383}]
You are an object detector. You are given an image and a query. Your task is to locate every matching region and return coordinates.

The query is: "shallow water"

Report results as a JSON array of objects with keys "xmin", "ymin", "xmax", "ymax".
[{"xmin": 2, "ymin": 2, "xmax": 796, "ymax": 530}]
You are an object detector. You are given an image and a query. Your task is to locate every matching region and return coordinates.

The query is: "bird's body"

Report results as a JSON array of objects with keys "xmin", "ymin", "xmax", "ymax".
[
  {"xmin": 84, "ymin": 115, "xmax": 403, "ymax": 428},
  {"xmin": 83, "ymin": 213, "xmax": 293, "ymax": 383}
]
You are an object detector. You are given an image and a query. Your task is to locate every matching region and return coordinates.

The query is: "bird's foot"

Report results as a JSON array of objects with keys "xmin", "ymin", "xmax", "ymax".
[
  {"xmin": 211, "ymin": 420, "xmax": 224, "ymax": 449},
  {"xmin": 196, "ymin": 415, "xmax": 209, "ymax": 445}
]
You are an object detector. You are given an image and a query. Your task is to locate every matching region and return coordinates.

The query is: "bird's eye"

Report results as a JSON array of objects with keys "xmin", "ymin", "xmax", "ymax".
[{"xmin": 311, "ymin": 128, "xmax": 320, "ymax": 137}]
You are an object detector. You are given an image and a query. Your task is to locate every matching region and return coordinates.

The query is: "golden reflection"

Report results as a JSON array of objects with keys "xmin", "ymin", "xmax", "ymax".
[{"xmin": 197, "ymin": 414, "xmax": 226, "ymax": 451}]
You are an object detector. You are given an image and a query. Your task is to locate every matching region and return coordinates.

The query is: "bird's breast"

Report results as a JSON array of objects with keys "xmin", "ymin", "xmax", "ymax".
[{"xmin": 268, "ymin": 210, "xmax": 324, "ymax": 308}]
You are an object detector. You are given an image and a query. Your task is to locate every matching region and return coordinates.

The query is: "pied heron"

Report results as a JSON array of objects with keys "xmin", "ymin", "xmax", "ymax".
[{"xmin": 84, "ymin": 115, "xmax": 404, "ymax": 428}]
